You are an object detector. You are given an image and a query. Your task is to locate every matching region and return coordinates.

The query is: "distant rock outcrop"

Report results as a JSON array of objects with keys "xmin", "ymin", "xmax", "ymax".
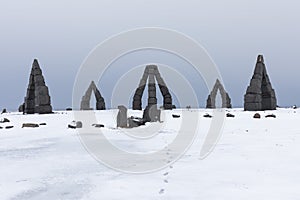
[
  {"xmin": 80, "ymin": 81, "xmax": 105, "ymax": 110},
  {"xmin": 206, "ymin": 79, "xmax": 232, "ymax": 108},
  {"xmin": 244, "ymin": 55, "xmax": 277, "ymax": 111},
  {"xmin": 22, "ymin": 59, "xmax": 52, "ymax": 114}
]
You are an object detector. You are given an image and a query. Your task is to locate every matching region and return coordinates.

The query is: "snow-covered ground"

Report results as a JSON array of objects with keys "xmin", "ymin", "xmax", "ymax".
[{"xmin": 0, "ymin": 108, "xmax": 300, "ymax": 200}]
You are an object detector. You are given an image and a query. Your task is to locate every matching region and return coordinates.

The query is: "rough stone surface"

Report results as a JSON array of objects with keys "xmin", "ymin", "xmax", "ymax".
[
  {"xmin": 206, "ymin": 79, "xmax": 232, "ymax": 108},
  {"xmin": 22, "ymin": 123, "xmax": 39, "ymax": 128},
  {"xmin": 132, "ymin": 65, "xmax": 173, "ymax": 110},
  {"xmin": 244, "ymin": 55, "xmax": 277, "ymax": 111},
  {"xmin": 23, "ymin": 59, "xmax": 52, "ymax": 114},
  {"xmin": 80, "ymin": 81, "xmax": 105, "ymax": 110},
  {"xmin": 143, "ymin": 105, "xmax": 161, "ymax": 122},
  {"xmin": 253, "ymin": 113, "xmax": 261, "ymax": 119},
  {"xmin": 18, "ymin": 103, "xmax": 25, "ymax": 113},
  {"xmin": 117, "ymin": 105, "xmax": 128, "ymax": 128}
]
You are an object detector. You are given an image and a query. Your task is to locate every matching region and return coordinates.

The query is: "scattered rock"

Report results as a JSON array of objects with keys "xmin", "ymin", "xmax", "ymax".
[
  {"xmin": 0, "ymin": 118, "xmax": 10, "ymax": 123},
  {"xmin": 18, "ymin": 103, "xmax": 25, "ymax": 113},
  {"xmin": 92, "ymin": 124, "xmax": 104, "ymax": 128},
  {"xmin": 172, "ymin": 114, "xmax": 180, "ymax": 118},
  {"xmin": 203, "ymin": 113, "xmax": 212, "ymax": 118},
  {"xmin": 128, "ymin": 116, "xmax": 145, "ymax": 128},
  {"xmin": 39, "ymin": 123, "xmax": 47, "ymax": 126},
  {"xmin": 253, "ymin": 113, "xmax": 261, "ymax": 119},
  {"xmin": 0, "ymin": 126, "xmax": 3, "ymax": 129},
  {"xmin": 68, "ymin": 121, "xmax": 82, "ymax": 129},
  {"xmin": 5, "ymin": 126, "xmax": 14, "ymax": 129},
  {"xmin": 226, "ymin": 113, "xmax": 235, "ymax": 118},
  {"xmin": 265, "ymin": 114, "xmax": 276, "ymax": 118},
  {"xmin": 22, "ymin": 123, "xmax": 39, "ymax": 128},
  {"xmin": 76, "ymin": 121, "xmax": 82, "ymax": 128},
  {"xmin": 292, "ymin": 105, "xmax": 297, "ymax": 109},
  {"xmin": 68, "ymin": 124, "xmax": 76, "ymax": 129}
]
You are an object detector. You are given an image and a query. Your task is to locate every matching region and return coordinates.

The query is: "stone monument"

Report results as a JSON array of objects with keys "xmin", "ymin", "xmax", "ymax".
[
  {"xmin": 117, "ymin": 105, "xmax": 128, "ymax": 128},
  {"xmin": 23, "ymin": 59, "xmax": 52, "ymax": 114},
  {"xmin": 244, "ymin": 55, "xmax": 277, "ymax": 111},
  {"xmin": 80, "ymin": 81, "xmax": 105, "ymax": 110},
  {"xmin": 132, "ymin": 65, "xmax": 171, "ymax": 122},
  {"xmin": 206, "ymin": 79, "xmax": 232, "ymax": 108},
  {"xmin": 132, "ymin": 65, "xmax": 173, "ymax": 110}
]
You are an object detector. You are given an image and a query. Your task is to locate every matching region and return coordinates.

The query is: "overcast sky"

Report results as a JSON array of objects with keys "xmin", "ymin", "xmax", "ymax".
[{"xmin": 0, "ymin": 0, "xmax": 299, "ymax": 110}]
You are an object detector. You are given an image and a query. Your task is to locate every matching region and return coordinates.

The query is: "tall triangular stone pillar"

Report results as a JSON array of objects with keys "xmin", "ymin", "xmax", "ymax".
[
  {"xmin": 24, "ymin": 59, "xmax": 52, "ymax": 114},
  {"xmin": 244, "ymin": 55, "xmax": 277, "ymax": 111}
]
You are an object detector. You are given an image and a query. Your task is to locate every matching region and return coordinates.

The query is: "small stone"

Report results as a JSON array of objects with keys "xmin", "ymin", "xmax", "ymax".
[
  {"xmin": 265, "ymin": 114, "xmax": 276, "ymax": 118},
  {"xmin": 226, "ymin": 113, "xmax": 235, "ymax": 118},
  {"xmin": 92, "ymin": 124, "xmax": 104, "ymax": 128},
  {"xmin": 18, "ymin": 104, "xmax": 25, "ymax": 113},
  {"xmin": 76, "ymin": 121, "xmax": 82, "ymax": 128},
  {"xmin": 5, "ymin": 126, "xmax": 14, "ymax": 129},
  {"xmin": 0, "ymin": 118, "xmax": 10, "ymax": 123},
  {"xmin": 1, "ymin": 109, "xmax": 7, "ymax": 114},
  {"xmin": 22, "ymin": 123, "xmax": 39, "ymax": 128},
  {"xmin": 68, "ymin": 124, "xmax": 76, "ymax": 129},
  {"xmin": 172, "ymin": 114, "xmax": 180, "ymax": 118},
  {"xmin": 253, "ymin": 113, "xmax": 261, "ymax": 119},
  {"xmin": 203, "ymin": 113, "xmax": 212, "ymax": 118},
  {"xmin": 39, "ymin": 123, "xmax": 47, "ymax": 126}
]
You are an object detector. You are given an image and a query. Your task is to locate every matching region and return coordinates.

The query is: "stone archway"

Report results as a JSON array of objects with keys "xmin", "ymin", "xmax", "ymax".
[
  {"xmin": 244, "ymin": 55, "xmax": 277, "ymax": 111},
  {"xmin": 132, "ymin": 65, "xmax": 173, "ymax": 110},
  {"xmin": 80, "ymin": 81, "xmax": 105, "ymax": 110},
  {"xmin": 206, "ymin": 79, "xmax": 232, "ymax": 108}
]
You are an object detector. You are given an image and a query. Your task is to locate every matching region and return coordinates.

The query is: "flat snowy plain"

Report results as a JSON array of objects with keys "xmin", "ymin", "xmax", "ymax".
[{"xmin": 0, "ymin": 108, "xmax": 299, "ymax": 200}]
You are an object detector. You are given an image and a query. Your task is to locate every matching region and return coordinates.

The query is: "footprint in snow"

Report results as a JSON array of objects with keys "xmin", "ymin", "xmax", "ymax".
[{"xmin": 159, "ymin": 189, "xmax": 165, "ymax": 194}]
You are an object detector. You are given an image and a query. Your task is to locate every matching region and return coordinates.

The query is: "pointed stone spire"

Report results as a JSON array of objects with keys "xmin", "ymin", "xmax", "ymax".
[
  {"xmin": 24, "ymin": 59, "xmax": 52, "ymax": 114},
  {"xmin": 244, "ymin": 55, "xmax": 277, "ymax": 111}
]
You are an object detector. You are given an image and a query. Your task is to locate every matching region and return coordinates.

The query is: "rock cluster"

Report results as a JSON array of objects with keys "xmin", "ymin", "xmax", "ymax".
[
  {"xmin": 244, "ymin": 55, "xmax": 277, "ymax": 111},
  {"xmin": 22, "ymin": 59, "xmax": 52, "ymax": 114},
  {"xmin": 206, "ymin": 79, "xmax": 232, "ymax": 108},
  {"xmin": 80, "ymin": 81, "xmax": 105, "ymax": 110}
]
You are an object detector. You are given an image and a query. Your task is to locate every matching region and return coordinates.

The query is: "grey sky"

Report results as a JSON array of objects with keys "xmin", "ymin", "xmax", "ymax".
[{"xmin": 0, "ymin": 0, "xmax": 299, "ymax": 110}]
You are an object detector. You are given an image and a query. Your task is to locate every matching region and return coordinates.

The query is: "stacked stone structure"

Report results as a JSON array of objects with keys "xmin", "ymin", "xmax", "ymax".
[
  {"xmin": 80, "ymin": 81, "xmax": 105, "ymax": 110},
  {"xmin": 244, "ymin": 55, "xmax": 277, "ymax": 111},
  {"xmin": 23, "ymin": 59, "xmax": 52, "ymax": 114},
  {"xmin": 206, "ymin": 79, "xmax": 232, "ymax": 108}
]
